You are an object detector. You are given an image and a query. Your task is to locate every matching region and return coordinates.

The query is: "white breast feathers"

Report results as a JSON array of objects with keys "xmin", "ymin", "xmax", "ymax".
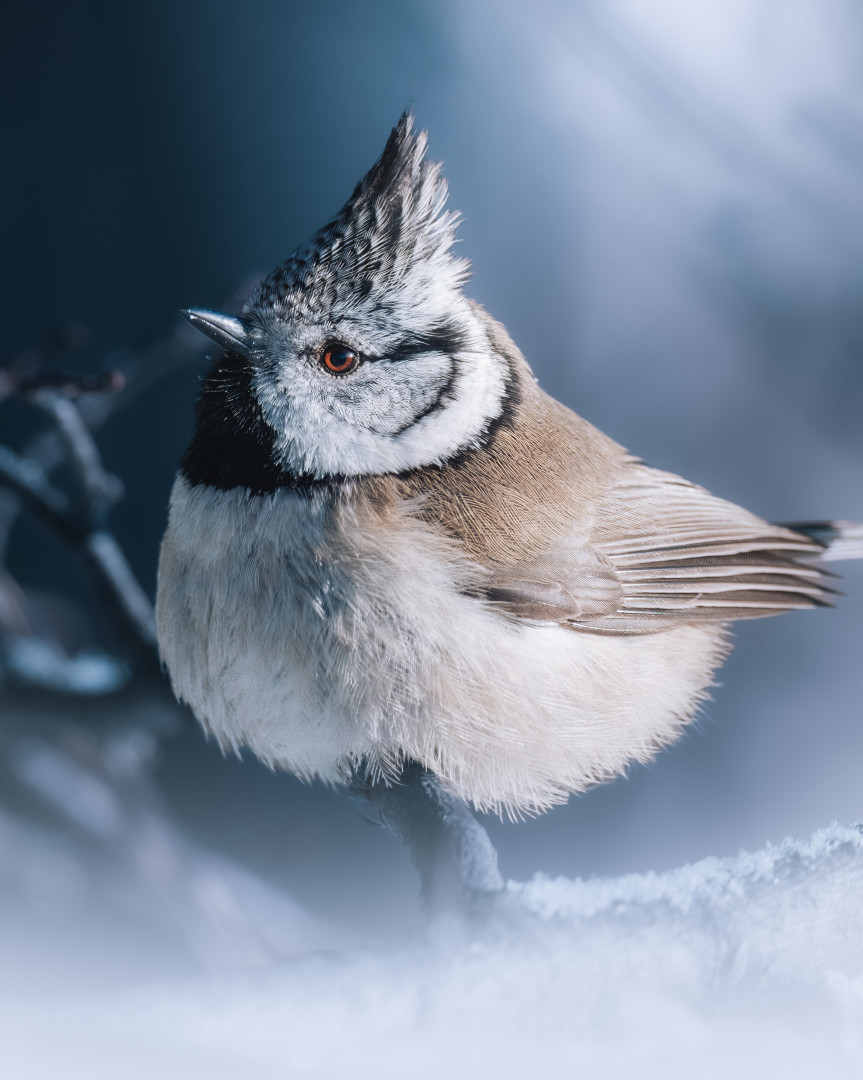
[{"xmin": 156, "ymin": 476, "xmax": 729, "ymax": 816}]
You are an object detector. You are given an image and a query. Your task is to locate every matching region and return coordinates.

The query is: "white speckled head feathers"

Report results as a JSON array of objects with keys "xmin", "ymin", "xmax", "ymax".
[{"xmin": 249, "ymin": 112, "xmax": 470, "ymax": 320}]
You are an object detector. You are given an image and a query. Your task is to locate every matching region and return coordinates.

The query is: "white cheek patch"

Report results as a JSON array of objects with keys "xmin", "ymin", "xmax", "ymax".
[
  {"xmin": 323, "ymin": 354, "xmax": 454, "ymax": 436},
  {"xmin": 253, "ymin": 319, "xmax": 509, "ymax": 479}
]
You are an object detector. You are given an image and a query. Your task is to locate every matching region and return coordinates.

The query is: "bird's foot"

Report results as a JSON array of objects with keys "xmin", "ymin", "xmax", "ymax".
[{"xmin": 348, "ymin": 762, "xmax": 504, "ymax": 922}]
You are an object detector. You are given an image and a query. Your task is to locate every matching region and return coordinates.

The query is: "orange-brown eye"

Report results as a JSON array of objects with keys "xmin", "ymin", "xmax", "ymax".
[{"xmin": 321, "ymin": 345, "xmax": 360, "ymax": 375}]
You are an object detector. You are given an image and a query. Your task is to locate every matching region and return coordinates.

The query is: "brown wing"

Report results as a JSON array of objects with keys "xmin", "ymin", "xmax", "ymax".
[{"xmin": 485, "ymin": 460, "xmax": 837, "ymax": 634}]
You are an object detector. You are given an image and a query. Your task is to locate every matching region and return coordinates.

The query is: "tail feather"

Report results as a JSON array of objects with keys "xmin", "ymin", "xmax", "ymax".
[{"xmin": 783, "ymin": 521, "xmax": 863, "ymax": 563}]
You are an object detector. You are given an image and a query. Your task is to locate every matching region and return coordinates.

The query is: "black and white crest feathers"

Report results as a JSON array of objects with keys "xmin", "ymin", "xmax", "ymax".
[{"xmin": 249, "ymin": 113, "xmax": 469, "ymax": 317}]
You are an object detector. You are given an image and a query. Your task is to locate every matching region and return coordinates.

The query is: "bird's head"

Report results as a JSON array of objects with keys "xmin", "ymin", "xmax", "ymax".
[{"xmin": 182, "ymin": 113, "xmax": 511, "ymax": 492}]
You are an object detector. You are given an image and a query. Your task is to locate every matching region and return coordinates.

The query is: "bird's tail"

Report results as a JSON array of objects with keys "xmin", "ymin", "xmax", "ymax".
[{"xmin": 783, "ymin": 521, "xmax": 863, "ymax": 563}]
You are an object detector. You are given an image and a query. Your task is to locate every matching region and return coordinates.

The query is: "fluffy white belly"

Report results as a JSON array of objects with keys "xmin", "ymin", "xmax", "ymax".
[{"xmin": 156, "ymin": 477, "xmax": 729, "ymax": 815}]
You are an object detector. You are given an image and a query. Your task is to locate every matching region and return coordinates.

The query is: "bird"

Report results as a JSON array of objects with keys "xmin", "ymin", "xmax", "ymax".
[{"xmin": 156, "ymin": 113, "xmax": 862, "ymax": 910}]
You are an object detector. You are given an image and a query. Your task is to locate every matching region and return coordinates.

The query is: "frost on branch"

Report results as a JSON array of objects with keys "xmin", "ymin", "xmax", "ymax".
[{"xmin": 507, "ymin": 822, "xmax": 863, "ymax": 986}]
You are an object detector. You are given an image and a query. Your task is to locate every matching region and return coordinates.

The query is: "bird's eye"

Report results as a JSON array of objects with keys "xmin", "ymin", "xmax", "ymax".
[{"xmin": 320, "ymin": 345, "xmax": 360, "ymax": 375}]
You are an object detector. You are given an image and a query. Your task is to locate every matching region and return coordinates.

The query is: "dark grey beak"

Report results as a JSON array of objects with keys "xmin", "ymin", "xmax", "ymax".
[{"xmin": 181, "ymin": 308, "xmax": 251, "ymax": 355}]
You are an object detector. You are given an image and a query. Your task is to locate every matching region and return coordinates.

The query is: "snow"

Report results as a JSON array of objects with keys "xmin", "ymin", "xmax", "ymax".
[
  {"xmin": 3, "ymin": 823, "xmax": 863, "ymax": 1079},
  {"xmin": 3, "ymin": 636, "xmax": 129, "ymax": 695}
]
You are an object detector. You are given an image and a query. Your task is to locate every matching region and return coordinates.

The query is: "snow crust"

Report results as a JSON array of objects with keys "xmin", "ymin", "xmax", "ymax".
[{"xmin": 3, "ymin": 823, "xmax": 863, "ymax": 1079}]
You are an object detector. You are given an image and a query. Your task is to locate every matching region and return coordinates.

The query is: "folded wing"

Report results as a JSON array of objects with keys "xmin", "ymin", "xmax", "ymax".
[{"xmin": 486, "ymin": 460, "xmax": 848, "ymax": 635}]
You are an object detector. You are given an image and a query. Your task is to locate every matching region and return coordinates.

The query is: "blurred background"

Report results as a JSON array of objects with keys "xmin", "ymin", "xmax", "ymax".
[{"xmin": 1, "ymin": 0, "xmax": 862, "ymax": 981}]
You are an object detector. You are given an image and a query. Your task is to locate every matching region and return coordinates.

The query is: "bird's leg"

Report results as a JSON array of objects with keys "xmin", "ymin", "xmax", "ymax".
[{"xmin": 348, "ymin": 761, "xmax": 504, "ymax": 916}]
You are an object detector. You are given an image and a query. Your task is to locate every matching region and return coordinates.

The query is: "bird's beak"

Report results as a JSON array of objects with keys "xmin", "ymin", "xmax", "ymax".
[{"xmin": 181, "ymin": 308, "xmax": 252, "ymax": 356}]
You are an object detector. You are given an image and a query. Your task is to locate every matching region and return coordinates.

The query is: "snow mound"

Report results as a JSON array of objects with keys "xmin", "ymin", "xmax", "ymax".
[{"xmin": 4, "ymin": 823, "xmax": 863, "ymax": 1080}]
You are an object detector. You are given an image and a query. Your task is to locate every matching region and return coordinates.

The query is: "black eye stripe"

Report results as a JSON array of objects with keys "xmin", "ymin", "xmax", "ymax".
[
  {"xmin": 366, "ymin": 319, "xmax": 470, "ymax": 363},
  {"xmin": 314, "ymin": 320, "xmax": 468, "ymax": 367}
]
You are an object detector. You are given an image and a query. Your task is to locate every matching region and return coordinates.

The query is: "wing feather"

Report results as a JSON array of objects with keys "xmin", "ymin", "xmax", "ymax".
[{"xmin": 484, "ymin": 460, "xmax": 842, "ymax": 634}]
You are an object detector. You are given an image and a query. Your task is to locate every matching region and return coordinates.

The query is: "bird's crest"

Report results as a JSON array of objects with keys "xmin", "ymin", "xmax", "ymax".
[{"xmin": 249, "ymin": 113, "xmax": 469, "ymax": 317}]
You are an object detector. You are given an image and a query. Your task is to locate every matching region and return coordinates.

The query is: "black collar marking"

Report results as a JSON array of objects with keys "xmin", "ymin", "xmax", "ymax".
[{"xmin": 181, "ymin": 350, "xmax": 306, "ymax": 495}]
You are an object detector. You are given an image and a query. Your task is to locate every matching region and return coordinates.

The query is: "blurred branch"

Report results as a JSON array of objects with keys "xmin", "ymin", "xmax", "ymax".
[
  {"xmin": 0, "ymin": 442, "xmax": 156, "ymax": 652},
  {"xmin": 30, "ymin": 387, "xmax": 124, "ymax": 519},
  {"xmin": 0, "ymin": 285, "xmax": 252, "ymax": 560},
  {"xmin": 4, "ymin": 373, "xmax": 157, "ymax": 653},
  {"xmin": 0, "ymin": 444, "xmax": 78, "ymax": 543},
  {"xmin": 0, "ymin": 291, "xmax": 258, "ymax": 669},
  {"xmin": 85, "ymin": 531, "xmax": 157, "ymax": 650}
]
